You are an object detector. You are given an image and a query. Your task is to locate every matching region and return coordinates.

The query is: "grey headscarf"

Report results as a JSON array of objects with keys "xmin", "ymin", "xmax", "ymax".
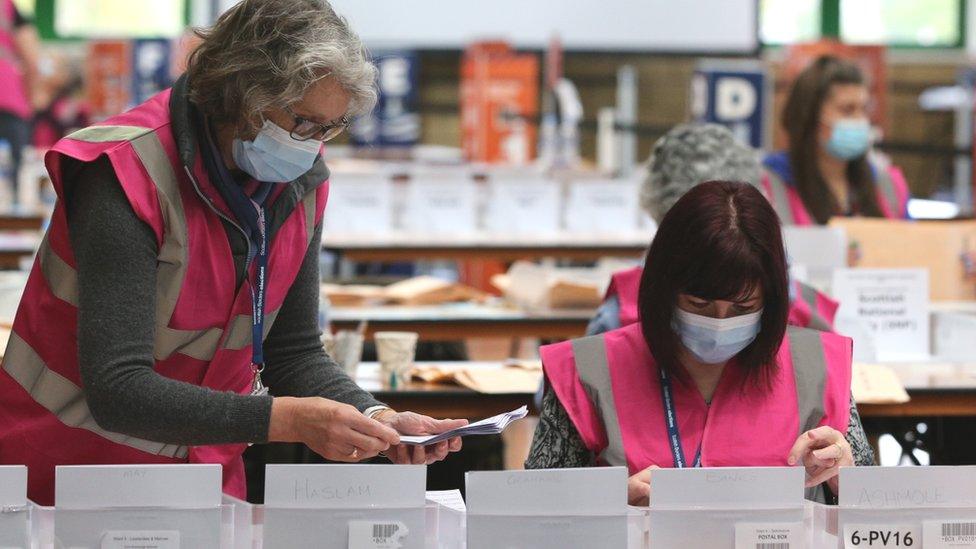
[{"xmin": 640, "ymin": 123, "xmax": 761, "ymax": 222}]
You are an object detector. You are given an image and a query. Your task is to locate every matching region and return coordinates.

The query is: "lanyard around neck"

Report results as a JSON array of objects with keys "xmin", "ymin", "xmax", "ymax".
[{"xmin": 658, "ymin": 367, "xmax": 702, "ymax": 468}]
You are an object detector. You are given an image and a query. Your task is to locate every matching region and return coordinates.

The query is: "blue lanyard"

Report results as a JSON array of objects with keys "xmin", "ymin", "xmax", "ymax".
[
  {"xmin": 250, "ymin": 205, "xmax": 268, "ymax": 371},
  {"xmin": 658, "ymin": 367, "xmax": 702, "ymax": 468}
]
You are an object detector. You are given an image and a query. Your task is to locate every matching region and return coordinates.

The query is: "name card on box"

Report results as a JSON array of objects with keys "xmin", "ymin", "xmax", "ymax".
[
  {"xmin": 264, "ymin": 464, "xmax": 426, "ymax": 509},
  {"xmin": 322, "ymin": 174, "xmax": 394, "ymax": 235},
  {"xmin": 55, "ymin": 465, "xmax": 222, "ymax": 509},
  {"xmin": 840, "ymin": 466, "xmax": 976, "ymax": 509},
  {"xmin": 832, "ymin": 268, "xmax": 930, "ymax": 361},
  {"xmin": 465, "ymin": 467, "xmax": 627, "ymax": 516},
  {"xmin": 651, "ymin": 467, "xmax": 804, "ymax": 509},
  {"xmin": 564, "ymin": 179, "xmax": 639, "ymax": 233},
  {"xmin": 0, "ymin": 466, "xmax": 26, "ymax": 507},
  {"xmin": 484, "ymin": 176, "xmax": 561, "ymax": 235},
  {"xmin": 402, "ymin": 178, "xmax": 478, "ymax": 234}
]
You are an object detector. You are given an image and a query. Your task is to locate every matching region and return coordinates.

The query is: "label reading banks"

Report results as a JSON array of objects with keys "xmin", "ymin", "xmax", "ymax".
[{"xmin": 832, "ymin": 268, "xmax": 930, "ymax": 361}]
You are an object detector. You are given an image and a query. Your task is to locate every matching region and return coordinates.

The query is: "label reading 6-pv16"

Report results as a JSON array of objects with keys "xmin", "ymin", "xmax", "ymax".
[{"xmin": 845, "ymin": 524, "xmax": 919, "ymax": 548}]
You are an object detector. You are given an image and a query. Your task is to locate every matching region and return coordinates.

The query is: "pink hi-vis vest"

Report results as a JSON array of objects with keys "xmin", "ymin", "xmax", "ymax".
[
  {"xmin": 760, "ymin": 164, "xmax": 910, "ymax": 226},
  {"xmin": 541, "ymin": 323, "xmax": 852, "ymax": 474},
  {"xmin": 606, "ymin": 266, "xmax": 839, "ymax": 332},
  {"xmin": 0, "ymin": 0, "xmax": 31, "ymax": 119},
  {"xmin": 0, "ymin": 85, "xmax": 328, "ymax": 505}
]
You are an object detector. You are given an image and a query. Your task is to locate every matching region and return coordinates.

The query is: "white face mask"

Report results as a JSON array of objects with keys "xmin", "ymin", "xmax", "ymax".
[
  {"xmin": 231, "ymin": 120, "xmax": 322, "ymax": 183},
  {"xmin": 673, "ymin": 308, "xmax": 763, "ymax": 364}
]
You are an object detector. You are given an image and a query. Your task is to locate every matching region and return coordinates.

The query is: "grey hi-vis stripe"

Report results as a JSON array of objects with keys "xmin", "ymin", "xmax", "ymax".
[
  {"xmin": 798, "ymin": 282, "xmax": 832, "ymax": 332},
  {"xmin": 3, "ymin": 124, "xmax": 317, "ymax": 458},
  {"xmin": 3, "ymin": 332, "xmax": 189, "ymax": 459},
  {"xmin": 787, "ymin": 325, "xmax": 827, "ymax": 434},
  {"xmin": 874, "ymin": 166, "xmax": 901, "ymax": 217},
  {"xmin": 571, "ymin": 336, "xmax": 627, "ymax": 468},
  {"xmin": 763, "ymin": 169, "xmax": 796, "ymax": 225},
  {"xmin": 569, "ymin": 326, "xmax": 830, "ymax": 472}
]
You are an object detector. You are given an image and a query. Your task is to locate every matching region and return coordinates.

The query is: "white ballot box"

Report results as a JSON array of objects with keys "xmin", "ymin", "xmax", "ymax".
[
  {"xmin": 261, "ymin": 464, "xmax": 426, "ymax": 549},
  {"xmin": 223, "ymin": 495, "xmax": 255, "ymax": 549},
  {"xmin": 425, "ymin": 490, "xmax": 466, "ymax": 549},
  {"xmin": 0, "ymin": 465, "xmax": 29, "ymax": 548},
  {"xmin": 649, "ymin": 467, "xmax": 807, "ymax": 549},
  {"xmin": 484, "ymin": 175, "xmax": 562, "ymax": 235},
  {"xmin": 53, "ymin": 464, "xmax": 230, "ymax": 549},
  {"xmin": 834, "ymin": 466, "xmax": 976, "ymax": 549},
  {"xmin": 783, "ymin": 226, "xmax": 848, "ymax": 290},
  {"xmin": 465, "ymin": 467, "xmax": 629, "ymax": 549}
]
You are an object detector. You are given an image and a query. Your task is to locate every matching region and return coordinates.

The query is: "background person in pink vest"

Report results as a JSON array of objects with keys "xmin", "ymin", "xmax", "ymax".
[
  {"xmin": 526, "ymin": 182, "xmax": 873, "ymax": 506},
  {"xmin": 0, "ymin": 0, "xmax": 41, "ymax": 188},
  {"xmin": 595, "ymin": 123, "xmax": 839, "ymax": 337},
  {"xmin": 762, "ymin": 56, "xmax": 910, "ymax": 226},
  {"xmin": 0, "ymin": 0, "xmax": 464, "ymax": 505}
]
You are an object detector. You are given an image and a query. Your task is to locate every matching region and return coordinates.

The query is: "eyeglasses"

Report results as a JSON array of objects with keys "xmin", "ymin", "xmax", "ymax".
[{"xmin": 284, "ymin": 106, "xmax": 349, "ymax": 142}]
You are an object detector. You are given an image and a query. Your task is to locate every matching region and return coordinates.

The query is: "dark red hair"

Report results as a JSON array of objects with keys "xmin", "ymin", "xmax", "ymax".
[{"xmin": 637, "ymin": 180, "xmax": 789, "ymax": 382}]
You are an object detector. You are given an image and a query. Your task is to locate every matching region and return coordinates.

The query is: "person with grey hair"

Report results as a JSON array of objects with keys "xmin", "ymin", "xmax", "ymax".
[
  {"xmin": 526, "ymin": 123, "xmax": 874, "ymax": 504},
  {"xmin": 0, "ymin": 0, "xmax": 464, "ymax": 505}
]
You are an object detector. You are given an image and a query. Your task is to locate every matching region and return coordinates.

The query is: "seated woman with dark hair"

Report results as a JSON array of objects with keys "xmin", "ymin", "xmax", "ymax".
[{"xmin": 526, "ymin": 181, "xmax": 865, "ymax": 506}]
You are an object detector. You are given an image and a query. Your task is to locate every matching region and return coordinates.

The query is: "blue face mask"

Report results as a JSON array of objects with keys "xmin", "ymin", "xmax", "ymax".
[
  {"xmin": 674, "ymin": 308, "xmax": 763, "ymax": 364},
  {"xmin": 825, "ymin": 118, "xmax": 871, "ymax": 161},
  {"xmin": 232, "ymin": 120, "xmax": 322, "ymax": 183}
]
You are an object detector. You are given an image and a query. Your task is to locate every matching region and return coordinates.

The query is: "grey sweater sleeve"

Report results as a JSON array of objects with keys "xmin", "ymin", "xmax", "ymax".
[
  {"xmin": 67, "ymin": 157, "xmax": 379, "ymax": 446},
  {"xmin": 260, "ymin": 221, "xmax": 383, "ymax": 412}
]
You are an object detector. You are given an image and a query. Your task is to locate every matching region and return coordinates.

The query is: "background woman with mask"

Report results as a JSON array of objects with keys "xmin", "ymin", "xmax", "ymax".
[
  {"xmin": 0, "ymin": 0, "xmax": 464, "ymax": 505},
  {"xmin": 762, "ymin": 55, "xmax": 910, "ymax": 225},
  {"xmin": 525, "ymin": 181, "xmax": 865, "ymax": 506}
]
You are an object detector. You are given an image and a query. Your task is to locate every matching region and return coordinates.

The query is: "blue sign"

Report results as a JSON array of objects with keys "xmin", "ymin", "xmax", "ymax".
[
  {"xmin": 131, "ymin": 39, "xmax": 172, "ymax": 105},
  {"xmin": 690, "ymin": 61, "xmax": 768, "ymax": 149},
  {"xmin": 350, "ymin": 51, "xmax": 420, "ymax": 147}
]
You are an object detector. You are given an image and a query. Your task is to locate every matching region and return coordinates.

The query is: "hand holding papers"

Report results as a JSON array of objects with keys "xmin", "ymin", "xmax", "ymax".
[{"xmin": 398, "ymin": 406, "xmax": 528, "ymax": 446}]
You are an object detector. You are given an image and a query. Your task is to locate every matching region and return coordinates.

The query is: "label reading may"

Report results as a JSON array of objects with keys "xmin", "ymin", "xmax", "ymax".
[
  {"xmin": 844, "ymin": 524, "xmax": 919, "ymax": 548},
  {"xmin": 101, "ymin": 530, "xmax": 180, "ymax": 549},
  {"xmin": 923, "ymin": 520, "xmax": 976, "ymax": 548},
  {"xmin": 348, "ymin": 521, "xmax": 408, "ymax": 549},
  {"xmin": 735, "ymin": 522, "xmax": 804, "ymax": 549}
]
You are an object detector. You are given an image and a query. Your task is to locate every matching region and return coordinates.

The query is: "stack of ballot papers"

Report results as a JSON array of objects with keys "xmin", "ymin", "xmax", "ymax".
[
  {"xmin": 399, "ymin": 406, "xmax": 528, "ymax": 446},
  {"xmin": 408, "ymin": 361, "xmax": 543, "ymax": 393}
]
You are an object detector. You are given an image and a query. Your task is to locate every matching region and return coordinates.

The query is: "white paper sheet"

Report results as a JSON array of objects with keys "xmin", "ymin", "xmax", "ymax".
[{"xmin": 398, "ymin": 406, "xmax": 528, "ymax": 446}]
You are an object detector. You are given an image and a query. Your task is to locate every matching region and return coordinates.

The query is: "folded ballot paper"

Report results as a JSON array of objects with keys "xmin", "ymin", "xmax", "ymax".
[{"xmin": 398, "ymin": 406, "xmax": 529, "ymax": 446}]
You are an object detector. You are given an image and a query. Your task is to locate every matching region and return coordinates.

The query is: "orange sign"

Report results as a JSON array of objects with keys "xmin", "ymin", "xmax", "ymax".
[
  {"xmin": 460, "ymin": 41, "xmax": 539, "ymax": 164},
  {"xmin": 86, "ymin": 40, "xmax": 131, "ymax": 121}
]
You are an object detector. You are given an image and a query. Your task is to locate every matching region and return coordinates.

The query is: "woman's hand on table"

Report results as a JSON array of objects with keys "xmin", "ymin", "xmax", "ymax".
[
  {"xmin": 373, "ymin": 410, "xmax": 468, "ymax": 465},
  {"xmin": 269, "ymin": 397, "xmax": 400, "ymax": 462},
  {"xmin": 627, "ymin": 465, "xmax": 659, "ymax": 506},
  {"xmin": 788, "ymin": 426, "xmax": 854, "ymax": 493}
]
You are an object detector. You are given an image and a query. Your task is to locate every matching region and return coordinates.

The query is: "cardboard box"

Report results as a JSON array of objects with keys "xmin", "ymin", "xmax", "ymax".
[{"xmin": 829, "ymin": 218, "xmax": 976, "ymax": 301}]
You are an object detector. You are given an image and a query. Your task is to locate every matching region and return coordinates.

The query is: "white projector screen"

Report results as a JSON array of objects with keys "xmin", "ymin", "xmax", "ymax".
[{"xmin": 220, "ymin": 0, "xmax": 759, "ymax": 53}]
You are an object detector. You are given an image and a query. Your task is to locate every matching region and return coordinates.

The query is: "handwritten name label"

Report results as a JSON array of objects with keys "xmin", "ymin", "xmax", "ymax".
[
  {"xmin": 466, "ymin": 468, "xmax": 626, "ymax": 516},
  {"xmin": 265, "ymin": 465, "xmax": 425, "ymax": 509},
  {"xmin": 55, "ymin": 465, "xmax": 221, "ymax": 509},
  {"xmin": 505, "ymin": 472, "xmax": 565, "ymax": 486},
  {"xmin": 706, "ymin": 470, "xmax": 760, "ymax": 484},
  {"xmin": 840, "ymin": 466, "xmax": 976, "ymax": 508},
  {"xmin": 293, "ymin": 480, "xmax": 372, "ymax": 502},
  {"xmin": 857, "ymin": 487, "xmax": 946, "ymax": 508},
  {"xmin": 652, "ymin": 467, "xmax": 803, "ymax": 508}
]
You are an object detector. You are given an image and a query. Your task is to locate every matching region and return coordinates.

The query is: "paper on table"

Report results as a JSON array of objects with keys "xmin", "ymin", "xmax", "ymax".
[
  {"xmin": 407, "ymin": 361, "xmax": 542, "ymax": 393},
  {"xmin": 398, "ymin": 406, "xmax": 528, "ymax": 446},
  {"xmin": 852, "ymin": 363, "xmax": 910, "ymax": 404},
  {"xmin": 425, "ymin": 490, "xmax": 466, "ymax": 513}
]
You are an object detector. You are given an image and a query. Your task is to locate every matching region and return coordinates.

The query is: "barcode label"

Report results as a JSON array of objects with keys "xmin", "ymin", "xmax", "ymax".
[
  {"xmin": 373, "ymin": 523, "xmax": 397, "ymax": 540},
  {"xmin": 757, "ymin": 544, "xmax": 790, "ymax": 549},
  {"xmin": 348, "ymin": 520, "xmax": 409, "ymax": 549},
  {"xmin": 923, "ymin": 519, "xmax": 976, "ymax": 548},
  {"xmin": 943, "ymin": 523, "xmax": 976, "ymax": 537}
]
